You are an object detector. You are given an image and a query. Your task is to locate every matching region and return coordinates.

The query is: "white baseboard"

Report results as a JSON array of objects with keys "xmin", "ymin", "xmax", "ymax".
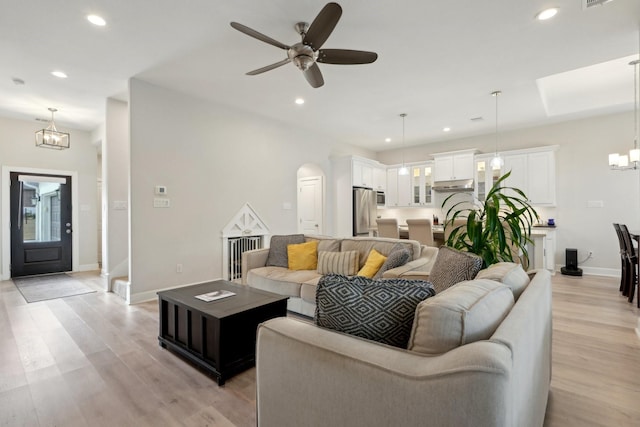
[
  {"xmin": 636, "ymin": 318, "xmax": 640, "ymax": 341},
  {"xmin": 75, "ymin": 263, "xmax": 100, "ymax": 273},
  {"xmin": 128, "ymin": 277, "xmax": 225, "ymax": 305},
  {"xmin": 555, "ymin": 265, "xmax": 619, "ymax": 278}
]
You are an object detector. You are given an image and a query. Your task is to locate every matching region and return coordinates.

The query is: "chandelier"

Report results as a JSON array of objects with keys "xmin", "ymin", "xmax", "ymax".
[
  {"xmin": 609, "ymin": 59, "xmax": 639, "ymax": 170},
  {"xmin": 35, "ymin": 108, "xmax": 70, "ymax": 149}
]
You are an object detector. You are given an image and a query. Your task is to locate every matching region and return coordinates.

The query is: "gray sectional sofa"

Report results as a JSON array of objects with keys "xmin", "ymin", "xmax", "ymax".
[
  {"xmin": 242, "ymin": 235, "xmax": 439, "ymax": 316},
  {"xmin": 256, "ymin": 268, "xmax": 552, "ymax": 427}
]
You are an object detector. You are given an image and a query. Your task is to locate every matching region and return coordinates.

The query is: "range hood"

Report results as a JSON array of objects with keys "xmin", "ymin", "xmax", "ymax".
[{"xmin": 433, "ymin": 179, "xmax": 474, "ymax": 192}]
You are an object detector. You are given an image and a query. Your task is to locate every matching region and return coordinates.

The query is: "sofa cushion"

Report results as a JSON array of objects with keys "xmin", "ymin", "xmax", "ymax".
[
  {"xmin": 317, "ymin": 250, "xmax": 359, "ymax": 276},
  {"xmin": 247, "ymin": 266, "xmax": 319, "ymax": 297},
  {"xmin": 408, "ymin": 279, "xmax": 514, "ymax": 355},
  {"xmin": 315, "ymin": 274, "xmax": 435, "ymax": 348},
  {"xmin": 305, "ymin": 235, "xmax": 341, "ymax": 253},
  {"xmin": 266, "ymin": 234, "xmax": 305, "ymax": 267},
  {"xmin": 373, "ymin": 246, "xmax": 411, "ymax": 279},
  {"xmin": 357, "ymin": 249, "xmax": 387, "ymax": 278},
  {"xmin": 287, "ymin": 240, "xmax": 318, "ymax": 270},
  {"xmin": 476, "ymin": 262, "xmax": 530, "ymax": 300},
  {"xmin": 300, "ymin": 276, "xmax": 322, "ymax": 303},
  {"xmin": 340, "ymin": 238, "xmax": 421, "ymax": 268},
  {"xmin": 428, "ymin": 246, "xmax": 483, "ymax": 293}
]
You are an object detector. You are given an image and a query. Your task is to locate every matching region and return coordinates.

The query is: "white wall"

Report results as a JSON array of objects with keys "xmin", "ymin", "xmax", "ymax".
[
  {"xmin": 0, "ymin": 116, "xmax": 99, "ymax": 278},
  {"xmin": 103, "ymin": 98, "xmax": 130, "ymax": 283},
  {"xmin": 377, "ymin": 112, "xmax": 640, "ymax": 274},
  {"xmin": 127, "ymin": 78, "xmax": 373, "ymax": 302}
]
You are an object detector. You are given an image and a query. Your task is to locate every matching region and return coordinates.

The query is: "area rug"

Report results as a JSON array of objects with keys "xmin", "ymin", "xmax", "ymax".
[{"xmin": 13, "ymin": 273, "xmax": 96, "ymax": 303}]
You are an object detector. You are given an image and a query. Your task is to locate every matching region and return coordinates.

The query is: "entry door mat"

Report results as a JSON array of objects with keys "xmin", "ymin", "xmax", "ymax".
[{"xmin": 13, "ymin": 273, "xmax": 96, "ymax": 303}]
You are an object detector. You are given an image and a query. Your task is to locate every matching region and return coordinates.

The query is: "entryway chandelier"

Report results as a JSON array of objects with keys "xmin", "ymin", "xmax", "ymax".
[
  {"xmin": 609, "ymin": 59, "xmax": 639, "ymax": 170},
  {"xmin": 35, "ymin": 108, "xmax": 70, "ymax": 150}
]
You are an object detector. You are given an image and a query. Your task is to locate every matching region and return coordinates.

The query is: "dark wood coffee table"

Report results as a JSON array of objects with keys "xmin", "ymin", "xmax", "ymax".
[{"xmin": 157, "ymin": 280, "xmax": 288, "ymax": 385}]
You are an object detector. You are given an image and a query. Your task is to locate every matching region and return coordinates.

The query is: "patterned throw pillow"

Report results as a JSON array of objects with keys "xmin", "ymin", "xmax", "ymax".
[
  {"xmin": 266, "ymin": 234, "xmax": 305, "ymax": 267},
  {"xmin": 317, "ymin": 251, "xmax": 359, "ymax": 276},
  {"xmin": 315, "ymin": 274, "xmax": 436, "ymax": 348},
  {"xmin": 429, "ymin": 247, "xmax": 483, "ymax": 293},
  {"xmin": 287, "ymin": 240, "xmax": 318, "ymax": 270},
  {"xmin": 373, "ymin": 247, "xmax": 411, "ymax": 279},
  {"xmin": 357, "ymin": 249, "xmax": 387, "ymax": 278}
]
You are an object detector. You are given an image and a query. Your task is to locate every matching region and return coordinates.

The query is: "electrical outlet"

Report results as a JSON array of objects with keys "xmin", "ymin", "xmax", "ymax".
[{"xmin": 176, "ymin": 263, "xmax": 183, "ymax": 273}]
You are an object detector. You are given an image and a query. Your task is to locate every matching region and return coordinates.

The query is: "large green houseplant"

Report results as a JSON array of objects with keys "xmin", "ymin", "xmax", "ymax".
[{"xmin": 441, "ymin": 171, "xmax": 540, "ymax": 268}]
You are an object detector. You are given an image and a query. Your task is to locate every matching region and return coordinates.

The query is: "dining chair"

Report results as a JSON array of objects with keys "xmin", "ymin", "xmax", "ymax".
[
  {"xmin": 620, "ymin": 224, "xmax": 639, "ymax": 306},
  {"xmin": 613, "ymin": 224, "xmax": 629, "ymax": 294},
  {"xmin": 406, "ymin": 219, "xmax": 434, "ymax": 246},
  {"xmin": 376, "ymin": 218, "xmax": 399, "ymax": 239},
  {"xmin": 443, "ymin": 218, "xmax": 467, "ymax": 245}
]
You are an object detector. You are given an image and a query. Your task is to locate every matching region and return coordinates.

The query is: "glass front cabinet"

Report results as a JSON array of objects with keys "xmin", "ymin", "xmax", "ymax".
[
  {"xmin": 410, "ymin": 163, "xmax": 434, "ymax": 206},
  {"xmin": 475, "ymin": 156, "xmax": 502, "ymax": 202}
]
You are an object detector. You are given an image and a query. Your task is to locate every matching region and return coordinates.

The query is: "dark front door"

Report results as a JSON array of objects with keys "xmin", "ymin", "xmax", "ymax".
[{"xmin": 10, "ymin": 172, "xmax": 72, "ymax": 277}]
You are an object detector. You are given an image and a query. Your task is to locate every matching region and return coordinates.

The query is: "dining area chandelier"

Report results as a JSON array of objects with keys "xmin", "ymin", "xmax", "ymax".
[{"xmin": 609, "ymin": 58, "xmax": 640, "ymax": 170}]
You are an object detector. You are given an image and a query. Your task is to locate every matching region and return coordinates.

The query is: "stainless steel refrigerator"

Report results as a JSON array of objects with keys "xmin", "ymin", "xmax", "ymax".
[{"xmin": 353, "ymin": 187, "xmax": 377, "ymax": 236}]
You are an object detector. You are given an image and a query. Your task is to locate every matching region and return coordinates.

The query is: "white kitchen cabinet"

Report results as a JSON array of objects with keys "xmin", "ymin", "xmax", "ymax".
[
  {"xmin": 373, "ymin": 166, "xmax": 387, "ymax": 191},
  {"xmin": 386, "ymin": 168, "xmax": 411, "ymax": 207},
  {"xmin": 410, "ymin": 163, "xmax": 434, "ymax": 206},
  {"xmin": 529, "ymin": 228, "xmax": 556, "ymax": 274},
  {"xmin": 475, "ymin": 157, "xmax": 502, "ymax": 202},
  {"xmin": 434, "ymin": 152, "xmax": 475, "ymax": 181},
  {"xmin": 502, "ymin": 149, "xmax": 556, "ymax": 206},
  {"xmin": 352, "ymin": 159, "xmax": 374, "ymax": 188}
]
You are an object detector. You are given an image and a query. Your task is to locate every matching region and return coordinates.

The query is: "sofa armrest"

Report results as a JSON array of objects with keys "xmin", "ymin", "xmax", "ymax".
[
  {"xmin": 256, "ymin": 317, "xmax": 512, "ymax": 427},
  {"xmin": 241, "ymin": 248, "xmax": 270, "ymax": 285}
]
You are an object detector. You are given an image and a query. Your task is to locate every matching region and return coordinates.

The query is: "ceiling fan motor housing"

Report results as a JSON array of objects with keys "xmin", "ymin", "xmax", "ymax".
[{"xmin": 288, "ymin": 43, "xmax": 317, "ymax": 71}]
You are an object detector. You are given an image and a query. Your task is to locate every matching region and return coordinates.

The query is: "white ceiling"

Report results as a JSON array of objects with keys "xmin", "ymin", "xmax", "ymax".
[{"xmin": 1, "ymin": 0, "xmax": 638, "ymax": 151}]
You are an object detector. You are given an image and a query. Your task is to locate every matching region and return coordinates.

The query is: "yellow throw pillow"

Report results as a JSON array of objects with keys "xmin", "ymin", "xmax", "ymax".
[
  {"xmin": 287, "ymin": 240, "xmax": 319, "ymax": 270},
  {"xmin": 357, "ymin": 249, "xmax": 387, "ymax": 278}
]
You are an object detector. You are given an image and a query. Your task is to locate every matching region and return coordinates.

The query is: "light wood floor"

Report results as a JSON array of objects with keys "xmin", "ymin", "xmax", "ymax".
[{"xmin": 0, "ymin": 272, "xmax": 638, "ymax": 426}]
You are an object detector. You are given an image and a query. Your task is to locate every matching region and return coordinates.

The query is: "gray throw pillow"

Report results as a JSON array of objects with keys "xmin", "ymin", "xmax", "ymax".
[
  {"xmin": 266, "ymin": 234, "xmax": 305, "ymax": 267},
  {"xmin": 314, "ymin": 274, "xmax": 435, "ymax": 348},
  {"xmin": 373, "ymin": 247, "xmax": 411, "ymax": 279},
  {"xmin": 429, "ymin": 246, "xmax": 483, "ymax": 293}
]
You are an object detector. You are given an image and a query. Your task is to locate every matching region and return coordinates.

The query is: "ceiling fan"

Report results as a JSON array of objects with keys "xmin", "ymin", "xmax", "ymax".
[{"xmin": 230, "ymin": 2, "xmax": 378, "ymax": 88}]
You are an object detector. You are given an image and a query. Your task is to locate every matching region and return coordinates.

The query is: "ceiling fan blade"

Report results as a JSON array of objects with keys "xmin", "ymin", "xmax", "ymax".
[
  {"xmin": 303, "ymin": 3, "xmax": 342, "ymax": 51},
  {"xmin": 317, "ymin": 49, "xmax": 378, "ymax": 65},
  {"xmin": 303, "ymin": 63, "xmax": 325, "ymax": 88},
  {"xmin": 246, "ymin": 59, "xmax": 292, "ymax": 75},
  {"xmin": 230, "ymin": 22, "xmax": 290, "ymax": 50}
]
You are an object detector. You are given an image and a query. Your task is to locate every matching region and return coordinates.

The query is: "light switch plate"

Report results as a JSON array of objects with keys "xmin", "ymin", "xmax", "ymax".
[
  {"xmin": 155, "ymin": 185, "xmax": 167, "ymax": 195},
  {"xmin": 153, "ymin": 198, "xmax": 170, "ymax": 208}
]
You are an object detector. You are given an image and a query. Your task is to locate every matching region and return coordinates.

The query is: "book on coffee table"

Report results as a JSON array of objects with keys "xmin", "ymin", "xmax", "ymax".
[{"xmin": 195, "ymin": 290, "xmax": 236, "ymax": 302}]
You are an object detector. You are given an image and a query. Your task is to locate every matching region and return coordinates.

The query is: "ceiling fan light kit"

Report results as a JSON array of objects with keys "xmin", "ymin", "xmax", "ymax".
[{"xmin": 230, "ymin": 2, "xmax": 378, "ymax": 88}]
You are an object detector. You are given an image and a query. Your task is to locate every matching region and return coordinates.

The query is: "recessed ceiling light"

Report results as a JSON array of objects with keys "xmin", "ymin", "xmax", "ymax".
[
  {"xmin": 443, "ymin": 127, "xmax": 451, "ymax": 132},
  {"xmin": 536, "ymin": 8, "xmax": 559, "ymax": 21},
  {"xmin": 87, "ymin": 14, "xmax": 106, "ymax": 26},
  {"xmin": 295, "ymin": 98, "xmax": 304, "ymax": 105},
  {"xmin": 385, "ymin": 138, "xmax": 392, "ymax": 143},
  {"xmin": 51, "ymin": 71, "xmax": 67, "ymax": 79}
]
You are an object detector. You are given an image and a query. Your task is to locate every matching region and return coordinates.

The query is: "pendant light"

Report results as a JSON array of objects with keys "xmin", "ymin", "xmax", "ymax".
[
  {"xmin": 398, "ymin": 113, "xmax": 409, "ymax": 175},
  {"xmin": 35, "ymin": 108, "xmax": 70, "ymax": 149},
  {"xmin": 609, "ymin": 58, "xmax": 640, "ymax": 170},
  {"xmin": 490, "ymin": 91, "xmax": 504, "ymax": 170}
]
